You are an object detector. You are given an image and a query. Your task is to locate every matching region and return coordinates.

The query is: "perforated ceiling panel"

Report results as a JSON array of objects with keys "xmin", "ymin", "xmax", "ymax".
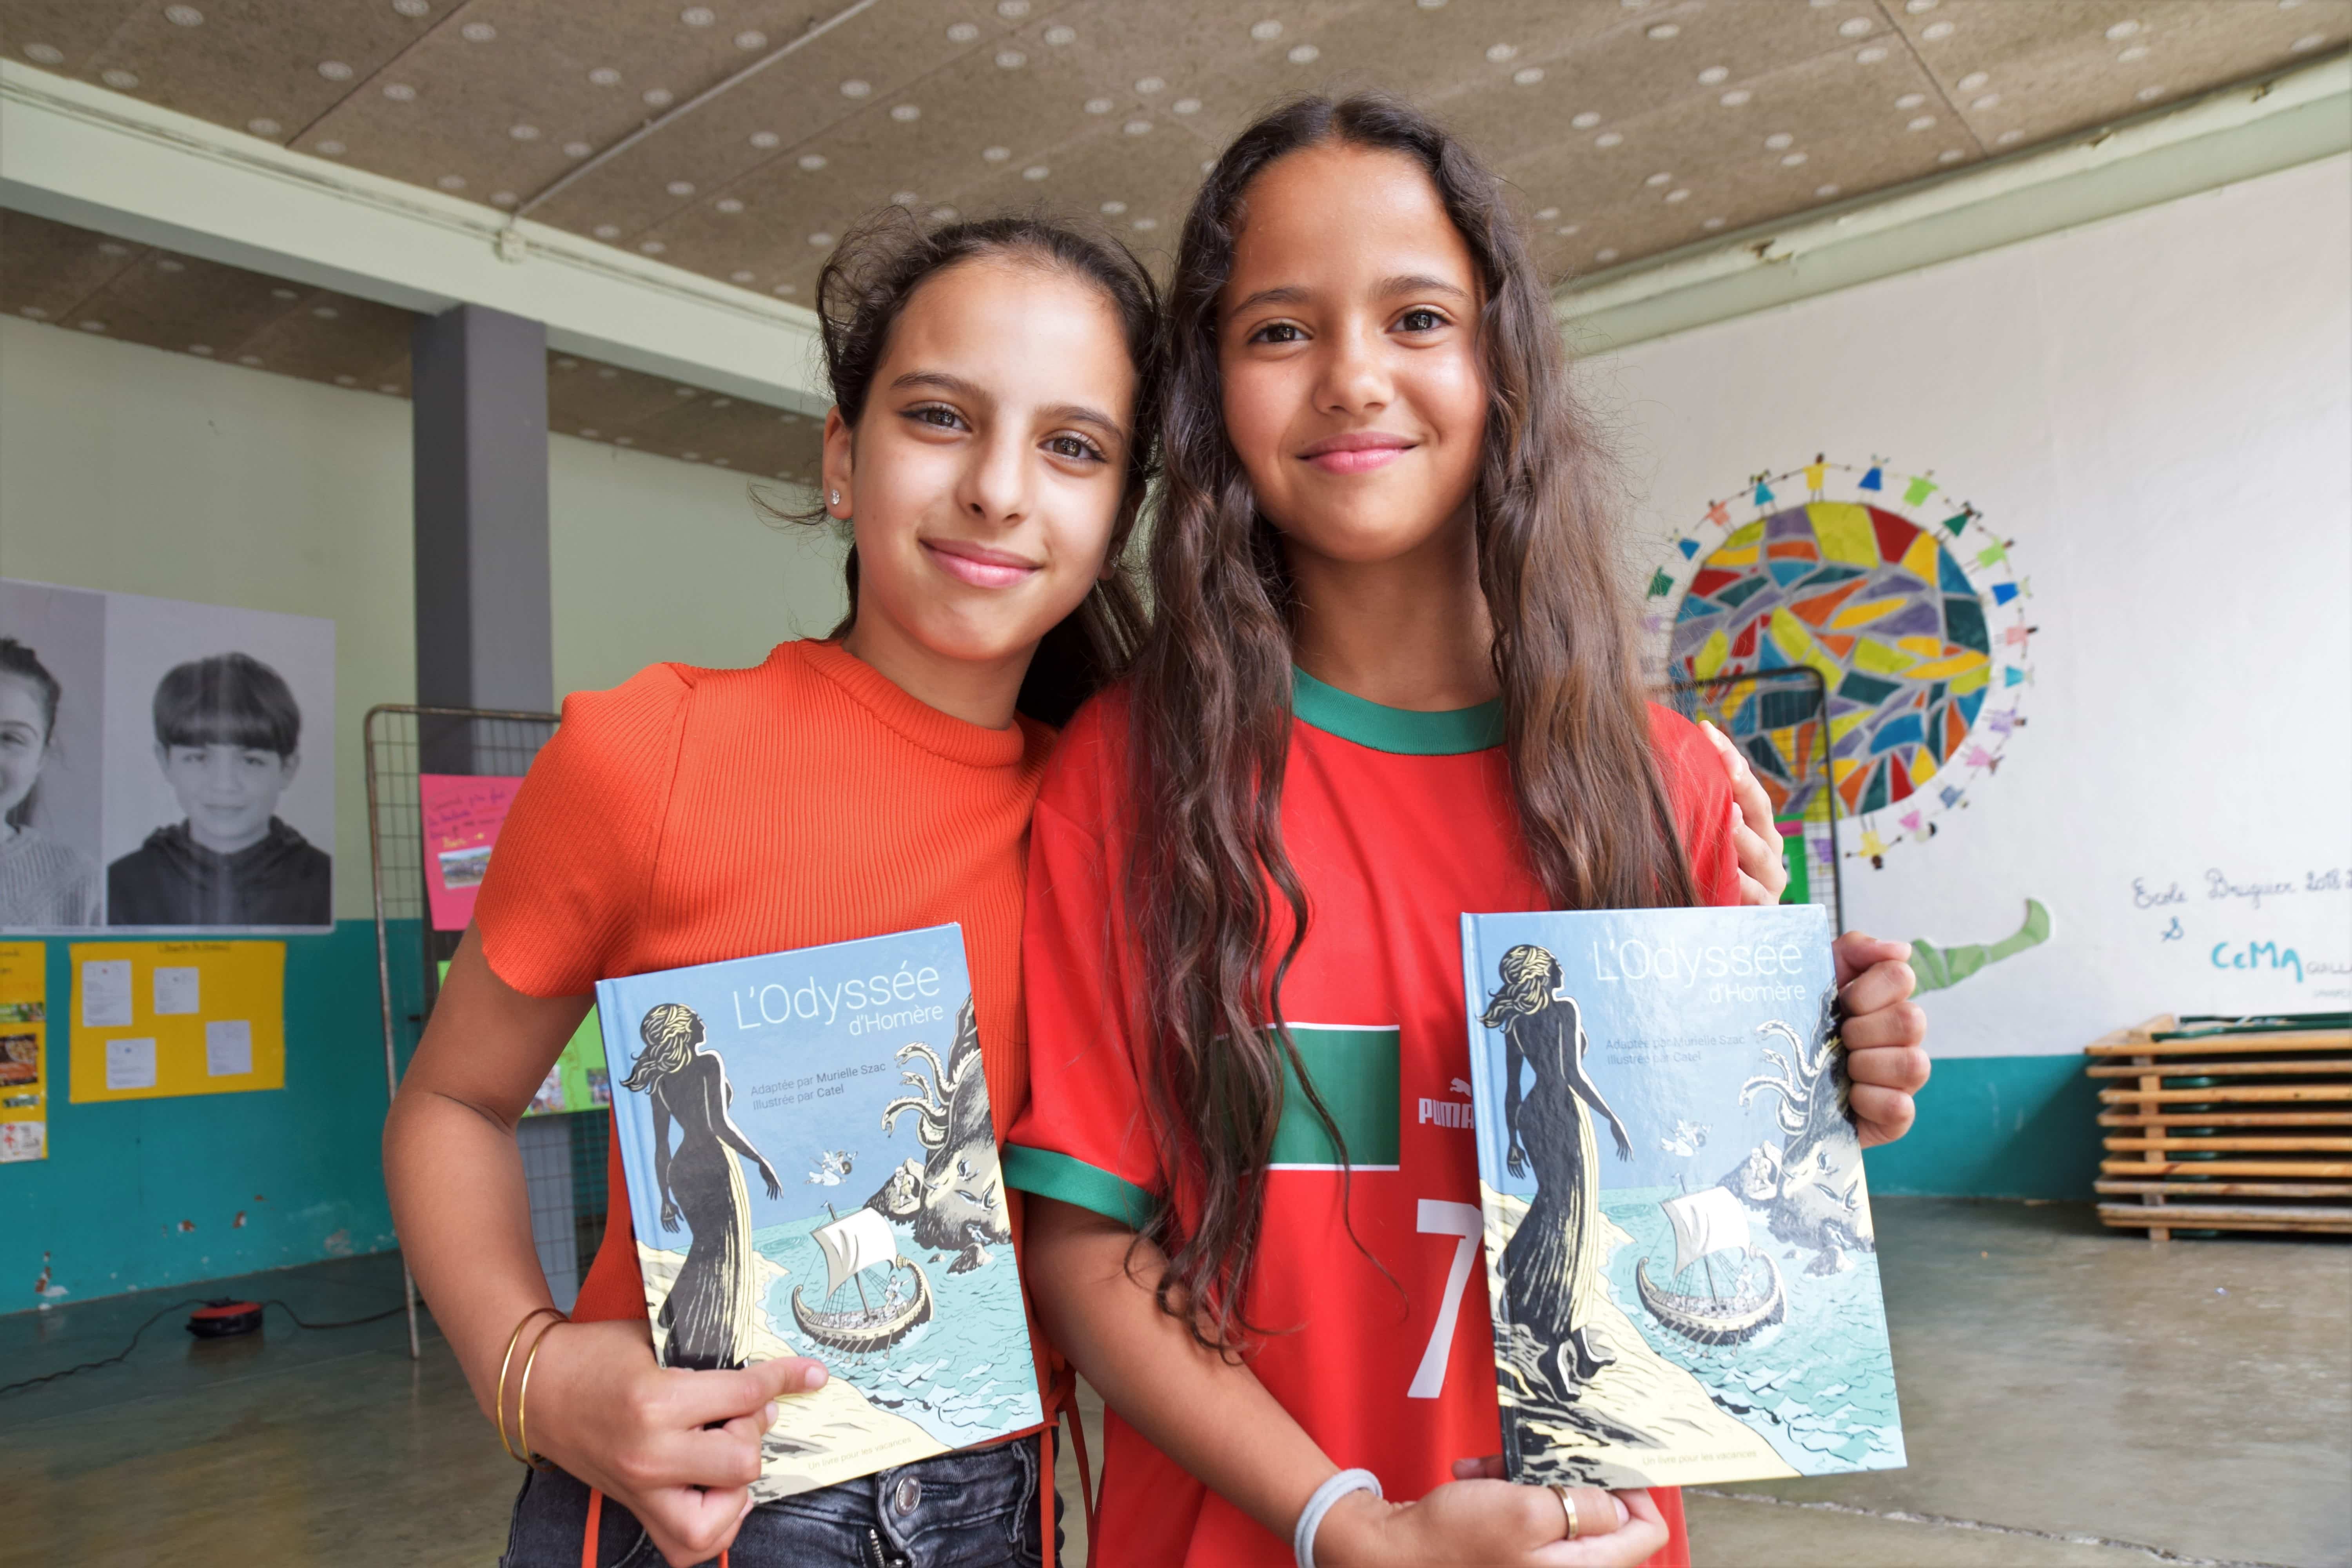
[
  {"xmin": 3, "ymin": 0, "xmax": 2343, "ymax": 450},
  {"xmin": 0, "ymin": 209, "xmax": 826, "ymax": 478}
]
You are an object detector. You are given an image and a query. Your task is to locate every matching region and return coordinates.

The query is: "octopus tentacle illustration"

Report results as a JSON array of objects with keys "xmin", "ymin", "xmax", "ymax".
[
  {"xmin": 882, "ymin": 1042, "xmax": 959, "ymax": 1149},
  {"xmin": 864, "ymin": 1001, "xmax": 1009, "ymax": 1274},
  {"xmin": 1739, "ymin": 1021, "xmax": 1827, "ymax": 1136}
]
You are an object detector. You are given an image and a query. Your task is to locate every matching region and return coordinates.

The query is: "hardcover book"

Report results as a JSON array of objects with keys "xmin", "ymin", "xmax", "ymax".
[
  {"xmin": 598, "ymin": 924, "xmax": 1043, "ymax": 1499},
  {"xmin": 1459, "ymin": 905, "xmax": 1905, "ymax": 1488}
]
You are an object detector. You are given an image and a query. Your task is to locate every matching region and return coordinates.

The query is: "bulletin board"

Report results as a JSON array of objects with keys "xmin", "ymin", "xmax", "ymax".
[
  {"xmin": 68, "ymin": 940, "xmax": 285, "ymax": 1102},
  {"xmin": 0, "ymin": 942, "xmax": 47, "ymax": 1161}
]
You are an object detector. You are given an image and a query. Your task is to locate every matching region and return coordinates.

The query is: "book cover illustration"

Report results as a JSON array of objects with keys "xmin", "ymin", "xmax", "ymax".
[
  {"xmin": 598, "ymin": 924, "xmax": 1043, "ymax": 1499},
  {"xmin": 1460, "ymin": 905, "xmax": 1904, "ymax": 1489}
]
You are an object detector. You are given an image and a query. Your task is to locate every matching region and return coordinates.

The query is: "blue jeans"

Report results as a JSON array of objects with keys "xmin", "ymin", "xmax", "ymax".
[{"xmin": 500, "ymin": 1439, "xmax": 1054, "ymax": 1568}]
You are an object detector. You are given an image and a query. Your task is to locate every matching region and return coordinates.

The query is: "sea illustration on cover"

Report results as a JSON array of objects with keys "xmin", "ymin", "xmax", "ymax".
[
  {"xmin": 597, "ymin": 924, "xmax": 1043, "ymax": 1499},
  {"xmin": 1459, "ymin": 905, "xmax": 1904, "ymax": 1489}
]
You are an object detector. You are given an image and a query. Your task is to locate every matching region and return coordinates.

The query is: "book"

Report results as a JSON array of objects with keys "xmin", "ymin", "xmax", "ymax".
[
  {"xmin": 598, "ymin": 924, "xmax": 1044, "ymax": 1499},
  {"xmin": 1458, "ymin": 904, "xmax": 1905, "ymax": 1488}
]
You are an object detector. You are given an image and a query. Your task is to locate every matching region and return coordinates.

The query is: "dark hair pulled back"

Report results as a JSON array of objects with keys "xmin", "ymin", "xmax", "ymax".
[
  {"xmin": 1126, "ymin": 94, "xmax": 1699, "ymax": 1351},
  {"xmin": 791, "ymin": 209, "xmax": 1161, "ymax": 726},
  {"xmin": 0, "ymin": 636, "xmax": 64, "ymax": 829}
]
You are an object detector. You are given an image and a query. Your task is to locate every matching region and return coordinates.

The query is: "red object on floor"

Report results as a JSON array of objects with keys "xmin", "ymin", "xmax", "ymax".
[{"xmin": 186, "ymin": 1299, "xmax": 263, "ymax": 1339}]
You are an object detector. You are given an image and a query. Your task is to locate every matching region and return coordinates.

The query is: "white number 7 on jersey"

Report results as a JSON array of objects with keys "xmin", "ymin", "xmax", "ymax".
[{"xmin": 1408, "ymin": 1200, "xmax": 1485, "ymax": 1399}]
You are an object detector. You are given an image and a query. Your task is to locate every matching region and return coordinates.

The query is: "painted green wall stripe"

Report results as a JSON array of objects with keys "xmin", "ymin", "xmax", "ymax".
[
  {"xmin": 1, "ymin": 921, "xmax": 409, "ymax": 1308},
  {"xmin": 1861, "ymin": 1052, "xmax": 2102, "ymax": 1201}
]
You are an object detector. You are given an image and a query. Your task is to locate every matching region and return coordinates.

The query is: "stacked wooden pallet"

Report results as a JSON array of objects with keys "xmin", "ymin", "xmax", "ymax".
[{"xmin": 2086, "ymin": 1013, "xmax": 2352, "ymax": 1240}]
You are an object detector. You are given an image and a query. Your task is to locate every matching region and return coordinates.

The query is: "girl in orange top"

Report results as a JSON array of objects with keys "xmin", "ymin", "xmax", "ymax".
[{"xmin": 382, "ymin": 213, "xmax": 1161, "ymax": 1568}]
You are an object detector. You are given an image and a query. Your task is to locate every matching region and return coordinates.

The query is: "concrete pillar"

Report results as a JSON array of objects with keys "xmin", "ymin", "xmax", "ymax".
[
  {"xmin": 410, "ymin": 303, "xmax": 553, "ymax": 715},
  {"xmin": 409, "ymin": 308, "xmax": 581, "ymax": 1279}
]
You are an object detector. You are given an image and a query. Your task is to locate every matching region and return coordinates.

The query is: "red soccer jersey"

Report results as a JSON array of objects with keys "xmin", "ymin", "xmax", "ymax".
[{"xmin": 1005, "ymin": 670, "xmax": 1737, "ymax": 1568}]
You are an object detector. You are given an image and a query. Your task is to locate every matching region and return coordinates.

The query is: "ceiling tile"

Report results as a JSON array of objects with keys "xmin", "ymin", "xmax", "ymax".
[
  {"xmin": 78, "ymin": 0, "xmax": 449, "ymax": 148},
  {"xmin": 2, "ymin": 2, "xmax": 152, "ymax": 78},
  {"xmin": 46, "ymin": 246, "xmax": 320, "ymax": 361},
  {"xmin": 521, "ymin": 0, "xmax": 1007, "ymax": 239},
  {"xmin": 227, "ymin": 287, "xmax": 412, "ymax": 382},
  {"xmin": 1506, "ymin": 42, "xmax": 1972, "ymax": 279},
  {"xmin": 1889, "ymin": 0, "xmax": 2352, "ymax": 151},
  {"xmin": 629, "ymin": 386, "xmax": 821, "ymax": 474},
  {"xmin": 0, "ymin": 209, "xmax": 148, "ymax": 323},
  {"xmin": 9, "ymin": 0, "xmax": 2342, "ymax": 329},
  {"xmin": 544, "ymin": 352, "xmax": 708, "ymax": 431}
]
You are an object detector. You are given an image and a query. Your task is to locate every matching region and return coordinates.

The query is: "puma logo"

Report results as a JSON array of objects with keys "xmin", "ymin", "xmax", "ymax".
[{"xmin": 1419, "ymin": 1086, "xmax": 1476, "ymax": 1129}]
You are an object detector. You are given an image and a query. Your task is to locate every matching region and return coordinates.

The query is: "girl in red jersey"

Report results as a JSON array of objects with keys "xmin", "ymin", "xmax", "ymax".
[
  {"xmin": 383, "ymin": 214, "xmax": 1160, "ymax": 1568},
  {"xmin": 1005, "ymin": 96, "xmax": 1932, "ymax": 1568}
]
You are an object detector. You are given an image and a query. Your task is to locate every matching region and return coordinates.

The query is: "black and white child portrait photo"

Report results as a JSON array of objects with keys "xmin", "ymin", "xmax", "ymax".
[
  {"xmin": 106, "ymin": 652, "xmax": 330, "ymax": 927},
  {"xmin": 97, "ymin": 588, "xmax": 336, "ymax": 931},
  {"xmin": 0, "ymin": 581, "xmax": 107, "ymax": 929}
]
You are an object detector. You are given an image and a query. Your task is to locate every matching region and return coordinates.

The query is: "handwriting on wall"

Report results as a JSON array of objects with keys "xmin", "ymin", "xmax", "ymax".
[{"xmin": 2127, "ymin": 866, "xmax": 2352, "ymax": 1000}]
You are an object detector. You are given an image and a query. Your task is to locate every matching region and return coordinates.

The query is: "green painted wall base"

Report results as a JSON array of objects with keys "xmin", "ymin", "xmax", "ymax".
[
  {"xmin": 5, "ymin": 958, "xmax": 2098, "ymax": 1312},
  {"xmin": 1863, "ymin": 1053, "xmax": 2100, "ymax": 1201},
  {"xmin": 2, "ymin": 921, "xmax": 407, "ymax": 1308}
]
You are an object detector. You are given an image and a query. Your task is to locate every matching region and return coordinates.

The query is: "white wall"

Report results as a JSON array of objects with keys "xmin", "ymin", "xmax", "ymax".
[
  {"xmin": 1587, "ymin": 154, "xmax": 2352, "ymax": 1058},
  {"xmin": 548, "ymin": 435, "xmax": 845, "ymax": 700},
  {"xmin": 0, "ymin": 318, "xmax": 846, "ymax": 918}
]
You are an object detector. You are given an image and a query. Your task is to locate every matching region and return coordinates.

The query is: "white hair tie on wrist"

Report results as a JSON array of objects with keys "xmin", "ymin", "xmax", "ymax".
[{"xmin": 1294, "ymin": 1467, "xmax": 1383, "ymax": 1568}]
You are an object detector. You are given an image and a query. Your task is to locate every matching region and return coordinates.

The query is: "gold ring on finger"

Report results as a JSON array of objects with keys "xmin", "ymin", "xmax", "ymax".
[{"xmin": 1550, "ymin": 1483, "xmax": 1581, "ymax": 1540}]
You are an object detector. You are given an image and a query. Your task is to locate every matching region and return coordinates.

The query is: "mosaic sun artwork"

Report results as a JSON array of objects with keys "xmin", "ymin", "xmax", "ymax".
[{"xmin": 1646, "ymin": 457, "xmax": 2033, "ymax": 867}]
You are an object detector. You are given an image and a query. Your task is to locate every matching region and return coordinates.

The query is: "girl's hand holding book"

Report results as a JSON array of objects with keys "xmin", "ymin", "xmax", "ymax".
[
  {"xmin": 1831, "ymin": 931, "xmax": 1932, "ymax": 1147},
  {"xmin": 519, "ymin": 1317, "xmax": 829, "ymax": 1568},
  {"xmin": 1315, "ymin": 1469, "xmax": 1668, "ymax": 1567}
]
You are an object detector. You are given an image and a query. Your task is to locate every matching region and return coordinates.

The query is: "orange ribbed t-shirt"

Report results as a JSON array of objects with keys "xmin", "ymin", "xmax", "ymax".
[{"xmin": 474, "ymin": 638, "xmax": 1053, "ymax": 1325}]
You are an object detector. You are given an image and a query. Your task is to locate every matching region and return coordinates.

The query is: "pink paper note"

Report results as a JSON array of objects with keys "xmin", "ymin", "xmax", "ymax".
[{"xmin": 419, "ymin": 775, "xmax": 525, "ymax": 931}]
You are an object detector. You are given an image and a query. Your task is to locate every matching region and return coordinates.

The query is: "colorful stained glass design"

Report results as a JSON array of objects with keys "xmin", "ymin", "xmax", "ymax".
[
  {"xmin": 1667, "ymin": 670, "xmax": 1840, "ymax": 927},
  {"xmin": 1648, "ymin": 459, "xmax": 2031, "ymax": 867}
]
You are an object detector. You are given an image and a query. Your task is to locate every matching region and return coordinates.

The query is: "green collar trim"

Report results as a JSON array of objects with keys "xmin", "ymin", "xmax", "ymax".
[{"xmin": 1291, "ymin": 667, "xmax": 1504, "ymax": 755}]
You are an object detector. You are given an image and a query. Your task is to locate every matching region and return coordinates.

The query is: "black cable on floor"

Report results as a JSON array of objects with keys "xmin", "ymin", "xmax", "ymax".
[
  {"xmin": 0, "ymin": 1294, "xmax": 409, "ymax": 1399},
  {"xmin": 260, "ymin": 1298, "xmax": 409, "ymax": 1331},
  {"xmin": 0, "ymin": 1297, "xmax": 205, "ymax": 1399}
]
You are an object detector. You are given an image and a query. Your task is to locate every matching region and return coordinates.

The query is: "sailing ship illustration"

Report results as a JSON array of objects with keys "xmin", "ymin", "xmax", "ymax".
[
  {"xmin": 1633, "ymin": 1185, "xmax": 1786, "ymax": 1347},
  {"xmin": 789, "ymin": 1202, "xmax": 934, "ymax": 1355}
]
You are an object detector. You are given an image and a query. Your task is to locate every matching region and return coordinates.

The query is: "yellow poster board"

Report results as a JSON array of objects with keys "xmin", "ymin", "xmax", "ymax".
[
  {"xmin": 0, "ymin": 942, "xmax": 47, "ymax": 1161},
  {"xmin": 69, "ymin": 940, "xmax": 285, "ymax": 1102}
]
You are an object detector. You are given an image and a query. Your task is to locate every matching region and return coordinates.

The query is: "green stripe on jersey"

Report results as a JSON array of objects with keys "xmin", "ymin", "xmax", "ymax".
[
  {"xmin": 1270, "ymin": 1025, "xmax": 1401, "ymax": 1170},
  {"xmin": 1291, "ymin": 667, "xmax": 1504, "ymax": 755},
  {"xmin": 1002, "ymin": 1145, "xmax": 1157, "ymax": 1229}
]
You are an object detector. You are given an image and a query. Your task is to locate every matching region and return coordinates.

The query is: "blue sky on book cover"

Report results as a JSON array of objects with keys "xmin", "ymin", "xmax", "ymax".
[
  {"xmin": 1460, "ymin": 905, "xmax": 1905, "ymax": 1488},
  {"xmin": 598, "ymin": 924, "xmax": 1042, "ymax": 1499}
]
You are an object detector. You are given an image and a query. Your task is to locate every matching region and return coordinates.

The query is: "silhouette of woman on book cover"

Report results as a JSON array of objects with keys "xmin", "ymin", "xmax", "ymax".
[
  {"xmin": 1483, "ymin": 944, "xmax": 1635, "ymax": 1394},
  {"xmin": 622, "ymin": 1002, "xmax": 783, "ymax": 1370}
]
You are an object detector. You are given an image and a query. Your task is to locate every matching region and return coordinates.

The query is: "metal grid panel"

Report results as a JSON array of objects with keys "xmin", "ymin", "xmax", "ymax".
[
  {"xmin": 362, "ymin": 704, "xmax": 615, "ymax": 1353},
  {"xmin": 1661, "ymin": 669, "xmax": 1843, "ymax": 931}
]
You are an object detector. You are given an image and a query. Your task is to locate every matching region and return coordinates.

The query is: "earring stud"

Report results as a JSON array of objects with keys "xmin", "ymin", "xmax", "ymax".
[{"xmin": 830, "ymin": 489, "xmax": 841, "ymax": 507}]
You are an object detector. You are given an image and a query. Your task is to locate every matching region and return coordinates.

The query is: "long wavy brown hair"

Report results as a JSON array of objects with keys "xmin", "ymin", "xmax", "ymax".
[{"xmin": 1125, "ymin": 94, "xmax": 1698, "ymax": 1351}]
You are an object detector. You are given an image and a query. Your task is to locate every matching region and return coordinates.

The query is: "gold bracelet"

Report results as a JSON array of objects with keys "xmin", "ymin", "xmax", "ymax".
[
  {"xmin": 495, "ymin": 1306, "xmax": 566, "ymax": 1463},
  {"xmin": 515, "ymin": 1314, "xmax": 566, "ymax": 1471}
]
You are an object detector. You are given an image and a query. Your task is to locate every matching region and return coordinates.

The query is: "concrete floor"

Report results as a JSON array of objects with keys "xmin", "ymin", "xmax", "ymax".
[{"xmin": 4, "ymin": 1199, "xmax": 2344, "ymax": 1568}]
